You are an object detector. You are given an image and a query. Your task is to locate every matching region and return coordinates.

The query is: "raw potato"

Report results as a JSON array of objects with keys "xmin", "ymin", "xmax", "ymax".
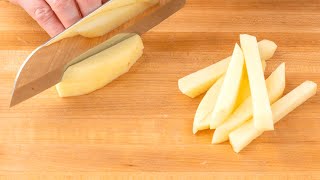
[
  {"xmin": 193, "ymin": 76, "xmax": 224, "ymax": 134},
  {"xmin": 234, "ymin": 67, "xmax": 250, "ymax": 108},
  {"xmin": 87, "ymin": 0, "xmax": 152, "ymax": 15},
  {"xmin": 178, "ymin": 40, "xmax": 277, "ymax": 98},
  {"xmin": 49, "ymin": 0, "xmax": 158, "ymax": 44},
  {"xmin": 194, "ymin": 59, "xmax": 267, "ymax": 133},
  {"xmin": 56, "ymin": 35, "xmax": 144, "ymax": 97},
  {"xmin": 210, "ymin": 44, "xmax": 245, "ymax": 129},
  {"xmin": 77, "ymin": 2, "xmax": 155, "ymax": 38},
  {"xmin": 79, "ymin": 0, "xmax": 158, "ymax": 22},
  {"xmin": 229, "ymin": 81, "xmax": 317, "ymax": 153},
  {"xmin": 179, "ymin": 58, "xmax": 229, "ymax": 98},
  {"xmin": 212, "ymin": 63, "xmax": 286, "ymax": 143},
  {"xmin": 234, "ymin": 60, "xmax": 266, "ymax": 108},
  {"xmin": 240, "ymin": 34, "xmax": 273, "ymax": 131},
  {"xmin": 77, "ymin": 0, "xmax": 158, "ymax": 38}
]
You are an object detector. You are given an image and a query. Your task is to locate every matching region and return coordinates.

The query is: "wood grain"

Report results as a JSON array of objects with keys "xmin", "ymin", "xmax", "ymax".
[{"xmin": 0, "ymin": 0, "xmax": 319, "ymax": 179}]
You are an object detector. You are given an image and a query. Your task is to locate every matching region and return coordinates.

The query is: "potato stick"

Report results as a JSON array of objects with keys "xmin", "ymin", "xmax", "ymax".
[
  {"xmin": 212, "ymin": 63, "xmax": 285, "ymax": 143},
  {"xmin": 178, "ymin": 40, "xmax": 277, "ymax": 98},
  {"xmin": 229, "ymin": 81, "xmax": 317, "ymax": 153},
  {"xmin": 240, "ymin": 34, "xmax": 273, "ymax": 131},
  {"xmin": 210, "ymin": 44, "xmax": 245, "ymax": 129},
  {"xmin": 193, "ymin": 76, "xmax": 224, "ymax": 134}
]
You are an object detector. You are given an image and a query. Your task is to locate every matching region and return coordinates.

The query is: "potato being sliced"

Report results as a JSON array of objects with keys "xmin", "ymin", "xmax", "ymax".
[
  {"xmin": 240, "ymin": 34, "xmax": 273, "ymax": 131},
  {"xmin": 178, "ymin": 40, "xmax": 277, "ymax": 98},
  {"xmin": 229, "ymin": 81, "xmax": 317, "ymax": 153},
  {"xmin": 49, "ymin": 0, "xmax": 158, "ymax": 43},
  {"xmin": 56, "ymin": 35, "xmax": 144, "ymax": 97},
  {"xmin": 77, "ymin": 2, "xmax": 156, "ymax": 38},
  {"xmin": 209, "ymin": 44, "xmax": 245, "ymax": 129},
  {"xmin": 89, "ymin": 0, "xmax": 158, "ymax": 15},
  {"xmin": 212, "ymin": 63, "xmax": 286, "ymax": 143},
  {"xmin": 193, "ymin": 76, "xmax": 224, "ymax": 134}
]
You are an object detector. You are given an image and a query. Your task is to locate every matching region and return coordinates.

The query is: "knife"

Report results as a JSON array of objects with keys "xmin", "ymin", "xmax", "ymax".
[{"xmin": 10, "ymin": 0, "xmax": 186, "ymax": 107}]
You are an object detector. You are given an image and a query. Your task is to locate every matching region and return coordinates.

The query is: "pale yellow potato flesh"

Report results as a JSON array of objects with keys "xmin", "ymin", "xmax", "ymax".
[
  {"xmin": 234, "ymin": 67, "xmax": 250, "ymax": 109},
  {"xmin": 77, "ymin": 2, "xmax": 155, "ymax": 38},
  {"xmin": 209, "ymin": 44, "xmax": 245, "ymax": 129},
  {"xmin": 229, "ymin": 81, "xmax": 317, "ymax": 153},
  {"xmin": 193, "ymin": 76, "xmax": 224, "ymax": 134},
  {"xmin": 234, "ymin": 60, "xmax": 267, "ymax": 114},
  {"xmin": 212, "ymin": 63, "xmax": 286, "ymax": 144},
  {"xmin": 240, "ymin": 34, "xmax": 273, "ymax": 131},
  {"xmin": 56, "ymin": 35, "xmax": 144, "ymax": 97},
  {"xmin": 79, "ymin": 0, "xmax": 158, "ymax": 21},
  {"xmin": 86, "ymin": 0, "xmax": 145, "ymax": 15},
  {"xmin": 194, "ymin": 61, "xmax": 267, "ymax": 133},
  {"xmin": 48, "ymin": 0, "xmax": 158, "ymax": 44},
  {"xmin": 178, "ymin": 40, "xmax": 277, "ymax": 98}
]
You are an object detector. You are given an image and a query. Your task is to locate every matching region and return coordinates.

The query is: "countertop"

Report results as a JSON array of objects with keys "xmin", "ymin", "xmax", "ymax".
[{"xmin": 0, "ymin": 0, "xmax": 319, "ymax": 179}]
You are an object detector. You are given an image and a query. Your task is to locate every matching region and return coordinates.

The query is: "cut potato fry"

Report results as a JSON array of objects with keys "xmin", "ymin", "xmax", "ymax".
[
  {"xmin": 179, "ymin": 59, "xmax": 229, "ymax": 98},
  {"xmin": 234, "ymin": 67, "xmax": 250, "ymax": 108},
  {"xmin": 56, "ymin": 35, "xmax": 144, "ymax": 97},
  {"xmin": 193, "ymin": 76, "xmax": 224, "ymax": 134},
  {"xmin": 212, "ymin": 63, "xmax": 286, "ymax": 143},
  {"xmin": 209, "ymin": 44, "xmax": 244, "ymax": 129},
  {"xmin": 195, "ymin": 59, "xmax": 267, "ymax": 133},
  {"xmin": 240, "ymin": 34, "xmax": 273, "ymax": 131},
  {"xmin": 229, "ymin": 81, "xmax": 317, "ymax": 153},
  {"xmin": 235, "ymin": 60, "xmax": 267, "ymax": 111},
  {"xmin": 178, "ymin": 40, "xmax": 277, "ymax": 98}
]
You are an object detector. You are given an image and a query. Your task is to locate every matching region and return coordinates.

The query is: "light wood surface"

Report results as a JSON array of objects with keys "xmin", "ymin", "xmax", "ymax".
[{"xmin": 0, "ymin": 0, "xmax": 319, "ymax": 179}]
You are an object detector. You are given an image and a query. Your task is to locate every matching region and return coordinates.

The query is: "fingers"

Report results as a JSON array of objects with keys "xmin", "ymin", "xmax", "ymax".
[
  {"xmin": 76, "ymin": 0, "xmax": 102, "ymax": 16},
  {"xmin": 45, "ymin": 0, "xmax": 82, "ymax": 28},
  {"xmin": 11, "ymin": 0, "xmax": 107, "ymax": 37},
  {"xmin": 15, "ymin": 0, "xmax": 65, "ymax": 37}
]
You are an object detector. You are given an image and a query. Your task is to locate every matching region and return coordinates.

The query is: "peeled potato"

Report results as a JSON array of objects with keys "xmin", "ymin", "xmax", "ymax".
[
  {"xmin": 49, "ymin": 0, "xmax": 158, "ymax": 43},
  {"xmin": 212, "ymin": 63, "xmax": 286, "ymax": 144},
  {"xmin": 240, "ymin": 34, "xmax": 274, "ymax": 131},
  {"xmin": 194, "ymin": 60, "xmax": 267, "ymax": 133},
  {"xmin": 229, "ymin": 81, "xmax": 317, "ymax": 153},
  {"xmin": 193, "ymin": 76, "xmax": 224, "ymax": 134},
  {"xmin": 234, "ymin": 67, "xmax": 250, "ymax": 109},
  {"xmin": 77, "ymin": 2, "xmax": 156, "ymax": 38},
  {"xmin": 209, "ymin": 44, "xmax": 245, "ymax": 129},
  {"xmin": 56, "ymin": 35, "xmax": 144, "ymax": 97},
  {"xmin": 235, "ymin": 60, "xmax": 266, "ymax": 109},
  {"xmin": 178, "ymin": 40, "xmax": 277, "ymax": 98}
]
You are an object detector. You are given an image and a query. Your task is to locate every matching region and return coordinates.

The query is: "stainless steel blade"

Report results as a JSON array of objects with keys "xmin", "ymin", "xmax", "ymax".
[{"xmin": 10, "ymin": 0, "xmax": 186, "ymax": 107}]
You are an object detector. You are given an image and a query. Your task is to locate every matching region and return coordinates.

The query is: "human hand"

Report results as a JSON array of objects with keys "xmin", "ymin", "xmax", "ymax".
[{"xmin": 10, "ymin": 0, "xmax": 108, "ymax": 37}]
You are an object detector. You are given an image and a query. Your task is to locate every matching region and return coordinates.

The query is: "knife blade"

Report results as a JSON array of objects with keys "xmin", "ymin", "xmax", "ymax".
[{"xmin": 10, "ymin": 0, "xmax": 186, "ymax": 107}]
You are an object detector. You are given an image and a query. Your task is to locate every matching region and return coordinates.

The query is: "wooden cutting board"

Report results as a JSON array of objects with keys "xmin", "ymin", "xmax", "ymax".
[{"xmin": 0, "ymin": 0, "xmax": 319, "ymax": 179}]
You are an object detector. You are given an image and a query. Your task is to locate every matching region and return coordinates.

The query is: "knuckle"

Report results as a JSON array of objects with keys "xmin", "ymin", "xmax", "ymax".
[{"xmin": 33, "ymin": 7, "xmax": 55, "ymax": 25}]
